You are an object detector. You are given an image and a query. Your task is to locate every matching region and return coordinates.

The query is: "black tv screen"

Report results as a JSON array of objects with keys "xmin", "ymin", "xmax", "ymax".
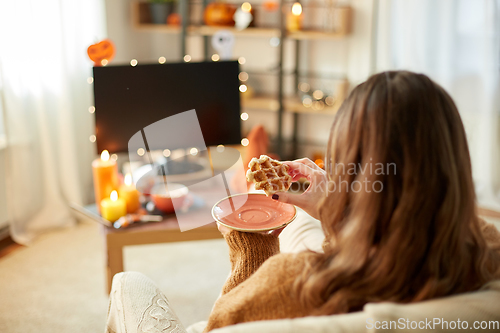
[{"xmin": 93, "ymin": 61, "xmax": 241, "ymax": 153}]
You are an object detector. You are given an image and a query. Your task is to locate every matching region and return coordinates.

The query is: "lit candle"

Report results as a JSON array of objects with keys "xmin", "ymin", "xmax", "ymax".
[
  {"xmin": 100, "ymin": 190, "xmax": 127, "ymax": 222},
  {"xmin": 92, "ymin": 150, "xmax": 119, "ymax": 213},
  {"xmin": 287, "ymin": 2, "xmax": 303, "ymax": 32},
  {"xmin": 119, "ymin": 173, "xmax": 141, "ymax": 213}
]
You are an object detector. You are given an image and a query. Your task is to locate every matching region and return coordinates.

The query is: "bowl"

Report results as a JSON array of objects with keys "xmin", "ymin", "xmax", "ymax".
[{"xmin": 150, "ymin": 183, "xmax": 189, "ymax": 214}]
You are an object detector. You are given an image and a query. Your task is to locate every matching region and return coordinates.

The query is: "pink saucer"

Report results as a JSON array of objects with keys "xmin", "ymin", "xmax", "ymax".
[{"xmin": 212, "ymin": 193, "xmax": 297, "ymax": 232}]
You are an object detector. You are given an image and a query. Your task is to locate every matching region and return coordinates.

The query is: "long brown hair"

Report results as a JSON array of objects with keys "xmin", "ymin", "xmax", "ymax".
[{"xmin": 298, "ymin": 71, "xmax": 500, "ymax": 314}]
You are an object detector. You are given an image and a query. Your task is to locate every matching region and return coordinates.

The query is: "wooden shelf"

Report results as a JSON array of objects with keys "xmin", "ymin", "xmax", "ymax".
[{"xmin": 242, "ymin": 95, "xmax": 342, "ymax": 115}]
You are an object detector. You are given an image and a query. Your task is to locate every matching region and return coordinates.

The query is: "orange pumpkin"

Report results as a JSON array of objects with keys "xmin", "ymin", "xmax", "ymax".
[
  {"xmin": 87, "ymin": 39, "xmax": 115, "ymax": 67},
  {"xmin": 204, "ymin": 2, "xmax": 236, "ymax": 26},
  {"xmin": 167, "ymin": 13, "xmax": 181, "ymax": 26}
]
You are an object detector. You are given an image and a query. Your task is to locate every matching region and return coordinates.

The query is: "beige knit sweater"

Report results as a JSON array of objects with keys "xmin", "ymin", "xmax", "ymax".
[{"xmin": 204, "ymin": 219, "xmax": 500, "ymax": 332}]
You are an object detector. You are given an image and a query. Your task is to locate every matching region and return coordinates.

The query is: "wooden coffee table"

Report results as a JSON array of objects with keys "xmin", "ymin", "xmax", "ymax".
[{"xmin": 87, "ymin": 191, "xmax": 224, "ymax": 293}]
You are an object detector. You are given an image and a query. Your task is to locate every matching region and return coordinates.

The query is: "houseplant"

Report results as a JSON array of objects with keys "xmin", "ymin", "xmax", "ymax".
[{"xmin": 149, "ymin": 0, "xmax": 177, "ymax": 25}]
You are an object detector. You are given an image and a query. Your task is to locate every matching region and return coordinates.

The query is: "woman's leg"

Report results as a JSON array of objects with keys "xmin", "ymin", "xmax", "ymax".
[
  {"xmin": 279, "ymin": 207, "xmax": 325, "ymax": 253},
  {"xmin": 105, "ymin": 271, "xmax": 187, "ymax": 333}
]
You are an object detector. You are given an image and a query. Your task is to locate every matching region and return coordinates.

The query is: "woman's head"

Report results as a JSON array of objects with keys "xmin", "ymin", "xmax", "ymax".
[{"xmin": 300, "ymin": 71, "xmax": 499, "ymax": 313}]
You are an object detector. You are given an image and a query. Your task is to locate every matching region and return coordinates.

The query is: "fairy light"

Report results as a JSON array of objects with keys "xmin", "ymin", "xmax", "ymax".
[
  {"xmin": 137, "ymin": 148, "xmax": 145, "ymax": 156},
  {"xmin": 238, "ymin": 57, "xmax": 246, "ymax": 65},
  {"xmin": 217, "ymin": 145, "xmax": 225, "ymax": 152},
  {"xmin": 270, "ymin": 37, "xmax": 280, "ymax": 47},
  {"xmin": 87, "ymin": 77, "xmax": 94, "ymax": 84},
  {"xmin": 190, "ymin": 147, "xmax": 199, "ymax": 156},
  {"xmin": 240, "ymin": 112, "xmax": 249, "ymax": 121},
  {"xmin": 303, "ymin": 97, "xmax": 312, "ymax": 107},
  {"xmin": 241, "ymin": 138, "xmax": 249, "ymax": 146},
  {"xmin": 101, "ymin": 59, "xmax": 108, "ymax": 66},
  {"xmin": 325, "ymin": 96, "xmax": 335, "ymax": 106},
  {"xmin": 163, "ymin": 149, "xmax": 171, "ymax": 157},
  {"xmin": 241, "ymin": 2, "xmax": 252, "ymax": 12},
  {"xmin": 130, "ymin": 59, "xmax": 138, "ymax": 66},
  {"xmin": 313, "ymin": 101, "xmax": 324, "ymax": 110},
  {"xmin": 238, "ymin": 72, "xmax": 249, "ymax": 81},
  {"xmin": 111, "ymin": 154, "xmax": 118, "ymax": 161},
  {"xmin": 299, "ymin": 82, "xmax": 310, "ymax": 92},
  {"xmin": 89, "ymin": 135, "xmax": 96, "ymax": 142},
  {"xmin": 158, "ymin": 56, "xmax": 166, "ymax": 64},
  {"xmin": 239, "ymin": 84, "xmax": 248, "ymax": 92},
  {"xmin": 183, "ymin": 55, "xmax": 192, "ymax": 62},
  {"xmin": 211, "ymin": 54, "xmax": 220, "ymax": 62},
  {"xmin": 292, "ymin": 2, "xmax": 302, "ymax": 16},
  {"xmin": 101, "ymin": 150, "xmax": 110, "ymax": 161},
  {"xmin": 312, "ymin": 90, "xmax": 324, "ymax": 100},
  {"xmin": 88, "ymin": 106, "xmax": 95, "ymax": 114}
]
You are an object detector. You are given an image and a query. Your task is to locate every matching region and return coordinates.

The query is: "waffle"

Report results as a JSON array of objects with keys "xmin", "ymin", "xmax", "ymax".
[{"xmin": 246, "ymin": 155, "xmax": 292, "ymax": 196}]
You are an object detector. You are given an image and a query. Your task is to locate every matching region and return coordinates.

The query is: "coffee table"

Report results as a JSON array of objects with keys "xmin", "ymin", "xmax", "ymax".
[{"xmin": 86, "ymin": 193, "xmax": 223, "ymax": 293}]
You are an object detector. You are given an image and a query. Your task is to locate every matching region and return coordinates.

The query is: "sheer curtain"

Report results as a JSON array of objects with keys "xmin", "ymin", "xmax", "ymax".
[
  {"xmin": 375, "ymin": 0, "xmax": 500, "ymax": 210},
  {"xmin": 0, "ymin": 1, "xmax": 106, "ymax": 244}
]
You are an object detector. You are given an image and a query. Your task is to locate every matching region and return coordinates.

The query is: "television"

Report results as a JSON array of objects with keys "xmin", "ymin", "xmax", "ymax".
[{"xmin": 93, "ymin": 61, "xmax": 241, "ymax": 153}]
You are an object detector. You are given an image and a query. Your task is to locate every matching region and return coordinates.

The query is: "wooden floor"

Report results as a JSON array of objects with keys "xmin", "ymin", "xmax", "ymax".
[{"xmin": 0, "ymin": 236, "xmax": 24, "ymax": 259}]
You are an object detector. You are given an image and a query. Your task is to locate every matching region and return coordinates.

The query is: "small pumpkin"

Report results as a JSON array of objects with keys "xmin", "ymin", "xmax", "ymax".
[
  {"xmin": 167, "ymin": 13, "xmax": 181, "ymax": 26},
  {"xmin": 87, "ymin": 39, "xmax": 115, "ymax": 67},
  {"xmin": 204, "ymin": 2, "xmax": 236, "ymax": 26}
]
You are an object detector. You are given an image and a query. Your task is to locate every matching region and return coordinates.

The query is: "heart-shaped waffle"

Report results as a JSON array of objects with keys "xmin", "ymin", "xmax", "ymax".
[{"xmin": 246, "ymin": 155, "xmax": 292, "ymax": 196}]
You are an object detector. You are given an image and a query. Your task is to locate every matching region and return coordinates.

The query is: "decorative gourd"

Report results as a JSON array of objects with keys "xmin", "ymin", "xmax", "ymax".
[
  {"xmin": 87, "ymin": 39, "xmax": 115, "ymax": 67},
  {"xmin": 167, "ymin": 13, "xmax": 181, "ymax": 26},
  {"xmin": 204, "ymin": 2, "xmax": 236, "ymax": 26}
]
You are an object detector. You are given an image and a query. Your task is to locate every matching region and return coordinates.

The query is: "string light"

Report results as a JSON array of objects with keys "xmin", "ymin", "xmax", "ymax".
[
  {"xmin": 239, "ymin": 84, "xmax": 248, "ymax": 92},
  {"xmin": 325, "ymin": 96, "xmax": 335, "ymax": 106},
  {"xmin": 241, "ymin": 2, "xmax": 252, "ymax": 12},
  {"xmin": 238, "ymin": 57, "xmax": 246, "ymax": 65},
  {"xmin": 240, "ymin": 112, "xmax": 249, "ymax": 121},
  {"xmin": 190, "ymin": 147, "xmax": 199, "ymax": 156},
  {"xmin": 303, "ymin": 97, "xmax": 312, "ymax": 107},
  {"xmin": 313, "ymin": 101, "xmax": 325, "ymax": 110},
  {"xmin": 292, "ymin": 2, "xmax": 302, "ymax": 16},
  {"xmin": 163, "ymin": 149, "xmax": 171, "ymax": 157},
  {"xmin": 216, "ymin": 145, "xmax": 225, "ymax": 152},
  {"xmin": 183, "ymin": 55, "xmax": 191, "ymax": 62},
  {"xmin": 101, "ymin": 59, "xmax": 108, "ymax": 66},
  {"xmin": 312, "ymin": 90, "xmax": 324, "ymax": 100},
  {"xmin": 89, "ymin": 135, "xmax": 96, "ymax": 142},
  {"xmin": 241, "ymin": 138, "xmax": 249, "ymax": 146},
  {"xmin": 87, "ymin": 77, "xmax": 94, "ymax": 84},
  {"xmin": 270, "ymin": 37, "xmax": 280, "ymax": 47},
  {"xmin": 130, "ymin": 59, "xmax": 138, "ymax": 66},
  {"xmin": 238, "ymin": 72, "xmax": 249, "ymax": 81},
  {"xmin": 299, "ymin": 82, "xmax": 310, "ymax": 92},
  {"xmin": 111, "ymin": 154, "xmax": 118, "ymax": 161},
  {"xmin": 88, "ymin": 106, "xmax": 95, "ymax": 114},
  {"xmin": 137, "ymin": 148, "xmax": 145, "ymax": 156},
  {"xmin": 158, "ymin": 56, "xmax": 166, "ymax": 64},
  {"xmin": 211, "ymin": 54, "xmax": 220, "ymax": 62}
]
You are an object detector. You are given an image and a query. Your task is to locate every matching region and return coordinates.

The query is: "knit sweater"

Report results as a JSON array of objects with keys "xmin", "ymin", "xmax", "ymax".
[{"xmin": 204, "ymin": 219, "xmax": 500, "ymax": 332}]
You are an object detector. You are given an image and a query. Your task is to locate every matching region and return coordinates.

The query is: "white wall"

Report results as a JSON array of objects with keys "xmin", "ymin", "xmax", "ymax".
[{"xmin": 103, "ymin": 0, "xmax": 375, "ymax": 158}]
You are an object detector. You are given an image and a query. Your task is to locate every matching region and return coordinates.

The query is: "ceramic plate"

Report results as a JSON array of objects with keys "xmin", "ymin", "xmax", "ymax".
[{"xmin": 211, "ymin": 193, "xmax": 297, "ymax": 232}]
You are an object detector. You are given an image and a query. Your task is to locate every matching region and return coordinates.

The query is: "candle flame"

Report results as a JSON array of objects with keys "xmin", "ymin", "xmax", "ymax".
[
  {"xmin": 124, "ymin": 173, "xmax": 132, "ymax": 186},
  {"xmin": 292, "ymin": 2, "xmax": 302, "ymax": 16},
  {"xmin": 110, "ymin": 190, "xmax": 118, "ymax": 201},
  {"xmin": 101, "ymin": 150, "xmax": 110, "ymax": 161}
]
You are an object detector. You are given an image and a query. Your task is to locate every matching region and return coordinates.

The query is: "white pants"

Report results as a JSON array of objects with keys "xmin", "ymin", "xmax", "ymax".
[{"xmin": 105, "ymin": 209, "xmax": 325, "ymax": 333}]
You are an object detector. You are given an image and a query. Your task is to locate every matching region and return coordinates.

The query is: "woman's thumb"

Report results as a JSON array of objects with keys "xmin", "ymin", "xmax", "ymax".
[{"xmin": 271, "ymin": 192, "xmax": 304, "ymax": 207}]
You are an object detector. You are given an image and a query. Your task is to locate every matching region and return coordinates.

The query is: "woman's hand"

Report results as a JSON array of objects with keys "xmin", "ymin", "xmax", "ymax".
[
  {"xmin": 217, "ymin": 223, "xmax": 285, "ymax": 237},
  {"xmin": 271, "ymin": 158, "xmax": 327, "ymax": 220}
]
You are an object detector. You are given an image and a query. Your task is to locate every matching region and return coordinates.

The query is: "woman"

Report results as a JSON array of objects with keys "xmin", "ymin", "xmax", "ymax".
[{"xmin": 204, "ymin": 71, "xmax": 500, "ymax": 332}]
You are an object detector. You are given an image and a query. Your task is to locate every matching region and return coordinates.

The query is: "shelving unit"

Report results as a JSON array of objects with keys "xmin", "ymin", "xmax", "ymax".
[{"xmin": 131, "ymin": 0, "xmax": 352, "ymax": 158}]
